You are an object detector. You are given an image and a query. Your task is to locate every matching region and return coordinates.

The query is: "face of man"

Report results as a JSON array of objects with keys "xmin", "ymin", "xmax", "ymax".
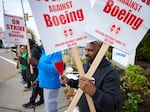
[
  {"xmin": 20, "ymin": 45, "xmax": 27, "ymax": 53},
  {"xmin": 85, "ymin": 41, "xmax": 102, "ymax": 63}
]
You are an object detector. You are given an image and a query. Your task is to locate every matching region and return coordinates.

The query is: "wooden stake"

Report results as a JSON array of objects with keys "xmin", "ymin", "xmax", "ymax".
[
  {"xmin": 67, "ymin": 43, "xmax": 109, "ymax": 112},
  {"xmin": 71, "ymin": 47, "xmax": 96, "ymax": 112},
  {"xmin": 17, "ymin": 45, "xmax": 21, "ymax": 71},
  {"xmin": 21, "ymin": 0, "xmax": 33, "ymax": 74},
  {"xmin": 25, "ymin": 30, "xmax": 34, "ymax": 74}
]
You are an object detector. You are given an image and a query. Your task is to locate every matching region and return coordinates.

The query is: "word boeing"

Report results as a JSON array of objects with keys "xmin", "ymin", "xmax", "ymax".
[
  {"xmin": 43, "ymin": 9, "xmax": 84, "ymax": 27},
  {"xmin": 103, "ymin": 0, "xmax": 144, "ymax": 30}
]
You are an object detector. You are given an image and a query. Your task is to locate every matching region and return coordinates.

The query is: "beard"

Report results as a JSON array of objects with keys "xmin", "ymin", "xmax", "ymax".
[{"xmin": 85, "ymin": 55, "xmax": 94, "ymax": 64}]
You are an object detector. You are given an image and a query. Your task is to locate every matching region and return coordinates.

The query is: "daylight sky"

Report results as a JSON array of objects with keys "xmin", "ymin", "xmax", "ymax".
[{"xmin": 0, "ymin": 0, "xmax": 40, "ymax": 39}]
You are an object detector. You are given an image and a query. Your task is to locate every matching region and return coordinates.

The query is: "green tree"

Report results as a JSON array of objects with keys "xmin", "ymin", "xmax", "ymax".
[{"xmin": 136, "ymin": 29, "xmax": 150, "ymax": 62}]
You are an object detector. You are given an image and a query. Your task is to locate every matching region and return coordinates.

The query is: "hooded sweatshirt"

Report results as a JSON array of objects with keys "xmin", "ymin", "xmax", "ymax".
[{"xmin": 37, "ymin": 48, "xmax": 63, "ymax": 89}]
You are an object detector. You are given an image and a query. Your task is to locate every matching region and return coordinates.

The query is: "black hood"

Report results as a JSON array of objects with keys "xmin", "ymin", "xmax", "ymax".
[{"xmin": 29, "ymin": 39, "xmax": 35, "ymax": 48}]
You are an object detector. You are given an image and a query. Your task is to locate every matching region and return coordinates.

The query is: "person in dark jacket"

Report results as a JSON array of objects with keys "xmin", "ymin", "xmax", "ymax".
[
  {"xmin": 61, "ymin": 40, "xmax": 120, "ymax": 112},
  {"xmin": 22, "ymin": 39, "xmax": 44, "ymax": 108}
]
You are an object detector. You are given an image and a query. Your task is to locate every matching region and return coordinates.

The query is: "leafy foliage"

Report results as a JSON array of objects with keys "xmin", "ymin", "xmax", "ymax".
[
  {"xmin": 123, "ymin": 93, "xmax": 143, "ymax": 112},
  {"xmin": 120, "ymin": 85, "xmax": 126, "ymax": 94},
  {"xmin": 136, "ymin": 29, "xmax": 150, "ymax": 62},
  {"xmin": 121, "ymin": 64, "xmax": 150, "ymax": 95}
]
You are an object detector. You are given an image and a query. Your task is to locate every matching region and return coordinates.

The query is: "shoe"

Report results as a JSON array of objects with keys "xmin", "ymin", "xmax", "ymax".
[
  {"xmin": 22, "ymin": 102, "xmax": 35, "ymax": 108},
  {"xmin": 35, "ymin": 100, "xmax": 44, "ymax": 106},
  {"xmin": 23, "ymin": 87, "xmax": 31, "ymax": 91},
  {"xmin": 20, "ymin": 80, "xmax": 26, "ymax": 84},
  {"xmin": 24, "ymin": 86, "xmax": 31, "ymax": 89}
]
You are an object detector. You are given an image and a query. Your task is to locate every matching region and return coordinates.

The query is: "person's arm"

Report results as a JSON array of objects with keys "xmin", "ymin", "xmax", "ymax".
[
  {"xmin": 92, "ymin": 70, "xmax": 120, "ymax": 112},
  {"xmin": 37, "ymin": 52, "xmax": 62, "ymax": 74},
  {"xmin": 78, "ymin": 69, "xmax": 120, "ymax": 112},
  {"xmin": 19, "ymin": 56, "xmax": 28, "ymax": 66},
  {"xmin": 28, "ymin": 57, "xmax": 38, "ymax": 65},
  {"xmin": 61, "ymin": 75, "xmax": 79, "ymax": 88}
]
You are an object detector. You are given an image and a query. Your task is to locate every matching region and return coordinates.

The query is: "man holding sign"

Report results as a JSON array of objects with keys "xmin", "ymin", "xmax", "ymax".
[{"xmin": 61, "ymin": 40, "xmax": 120, "ymax": 112}]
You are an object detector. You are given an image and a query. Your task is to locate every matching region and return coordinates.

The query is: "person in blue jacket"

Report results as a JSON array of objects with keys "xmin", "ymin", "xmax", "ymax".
[{"xmin": 29, "ymin": 46, "xmax": 63, "ymax": 112}]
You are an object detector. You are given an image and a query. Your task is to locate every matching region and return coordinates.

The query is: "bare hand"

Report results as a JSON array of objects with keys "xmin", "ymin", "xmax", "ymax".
[
  {"xmin": 78, "ymin": 76, "xmax": 96, "ymax": 96},
  {"xmin": 32, "ymin": 80, "xmax": 38, "ymax": 88},
  {"xmin": 13, "ymin": 57, "xmax": 18, "ymax": 60},
  {"xmin": 60, "ymin": 75, "xmax": 69, "ymax": 84},
  {"xmin": 28, "ymin": 57, "xmax": 38, "ymax": 65}
]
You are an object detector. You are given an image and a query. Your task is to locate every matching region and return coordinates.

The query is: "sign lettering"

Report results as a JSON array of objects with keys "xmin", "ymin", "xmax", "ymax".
[
  {"xmin": 103, "ymin": 0, "xmax": 143, "ymax": 30},
  {"xmin": 43, "ymin": 9, "xmax": 84, "ymax": 27}
]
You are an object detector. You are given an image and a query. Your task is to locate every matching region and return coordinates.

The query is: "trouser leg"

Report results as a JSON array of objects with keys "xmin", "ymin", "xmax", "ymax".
[
  {"xmin": 44, "ymin": 88, "xmax": 59, "ymax": 112},
  {"xmin": 39, "ymin": 87, "xmax": 44, "ymax": 102},
  {"xmin": 27, "ymin": 81, "xmax": 31, "ymax": 88},
  {"xmin": 30, "ymin": 86, "xmax": 39, "ymax": 104}
]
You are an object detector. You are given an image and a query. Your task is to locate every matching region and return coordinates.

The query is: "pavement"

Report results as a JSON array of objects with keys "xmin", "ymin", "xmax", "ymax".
[{"xmin": 0, "ymin": 48, "xmax": 69, "ymax": 112}]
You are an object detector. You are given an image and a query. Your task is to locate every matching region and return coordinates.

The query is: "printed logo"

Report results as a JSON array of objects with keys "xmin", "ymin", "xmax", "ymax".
[
  {"xmin": 109, "ymin": 23, "xmax": 121, "ymax": 36},
  {"xmin": 63, "ymin": 27, "xmax": 73, "ymax": 38}
]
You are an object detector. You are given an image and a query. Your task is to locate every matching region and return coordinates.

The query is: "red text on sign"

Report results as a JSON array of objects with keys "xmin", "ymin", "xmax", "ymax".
[
  {"xmin": 117, "ymin": 0, "xmax": 143, "ymax": 12},
  {"xmin": 9, "ymin": 33, "xmax": 24, "ymax": 38},
  {"xmin": 141, "ymin": 0, "xmax": 150, "ymax": 6},
  {"xmin": 43, "ymin": 9, "xmax": 84, "ymax": 27},
  {"xmin": 49, "ymin": 1, "xmax": 72, "ymax": 12},
  {"xmin": 12, "ymin": 19, "xmax": 20, "ymax": 25},
  {"xmin": 103, "ymin": 0, "xmax": 143, "ymax": 30},
  {"xmin": 6, "ymin": 24, "xmax": 25, "ymax": 31}
]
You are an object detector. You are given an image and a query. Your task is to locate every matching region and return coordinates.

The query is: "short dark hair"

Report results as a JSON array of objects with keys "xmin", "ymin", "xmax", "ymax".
[{"xmin": 89, "ymin": 40, "xmax": 102, "ymax": 47}]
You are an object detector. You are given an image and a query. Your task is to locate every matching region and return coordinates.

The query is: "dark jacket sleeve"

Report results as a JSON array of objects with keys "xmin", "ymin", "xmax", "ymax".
[
  {"xmin": 29, "ymin": 45, "xmax": 41, "ymax": 81},
  {"xmin": 20, "ymin": 57, "xmax": 28, "ymax": 66},
  {"xmin": 92, "ymin": 67, "xmax": 120, "ymax": 112},
  {"xmin": 31, "ymin": 45, "xmax": 41, "ymax": 61}
]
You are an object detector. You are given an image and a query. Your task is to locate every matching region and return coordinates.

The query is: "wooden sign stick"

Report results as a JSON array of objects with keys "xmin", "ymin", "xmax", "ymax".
[
  {"xmin": 67, "ymin": 43, "xmax": 109, "ymax": 112},
  {"xmin": 25, "ymin": 27, "xmax": 34, "ymax": 74},
  {"xmin": 21, "ymin": 0, "xmax": 33, "ymax": 74},
  {"xmin": 71, "ymin": 47, "xmax": 96, "ymax": 112},
  {"xmin": 17, "ymin": 45, "xmax": 21, "ymax": 71}
]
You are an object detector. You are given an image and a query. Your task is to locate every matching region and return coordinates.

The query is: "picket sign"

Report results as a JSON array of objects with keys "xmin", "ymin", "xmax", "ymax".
[
  {"xmin": 67, "ymin": 43, "xmax": 109, "ymax": 111},
  {"xmin": 4, "ymin": 14, "xmax": 27, "ymax": 45},
  {"xmin": 71, "ymin": 47, "xmax": 96, "ymax": 112}
]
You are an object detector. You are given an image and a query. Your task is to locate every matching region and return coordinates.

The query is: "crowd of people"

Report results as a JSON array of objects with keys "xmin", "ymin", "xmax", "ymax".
[{"xmin": 12, "ymin": 39, "xmax": 120, "ymax": 112}]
